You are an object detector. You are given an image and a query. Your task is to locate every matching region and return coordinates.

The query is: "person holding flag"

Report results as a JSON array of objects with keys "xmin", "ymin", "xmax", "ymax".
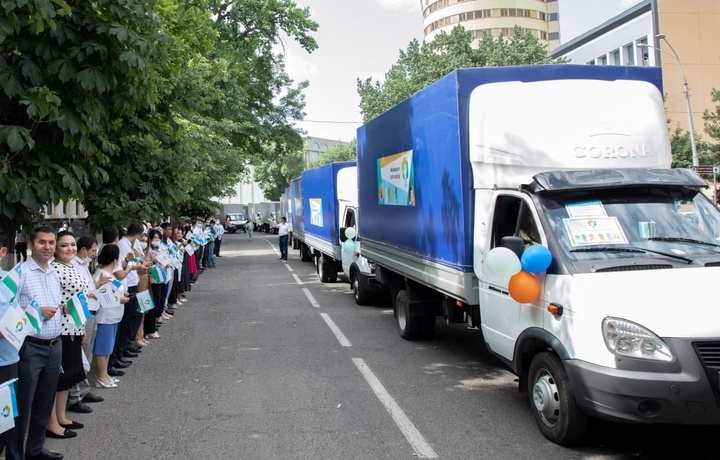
[
  {"xmin": 0, "ymin": 231, "xmax": 21, "ymax": 457},
  {"xmin": 8, "ymin": 226, "xmax": 63, "ymax": 460},
  {"xmin": 45, "ymin": 231, "xmax": 90, "ymax": 441}
]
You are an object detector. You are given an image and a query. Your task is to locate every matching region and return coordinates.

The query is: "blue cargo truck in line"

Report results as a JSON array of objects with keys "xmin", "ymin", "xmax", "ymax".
[
  {"xmin": 287, "ymin": 163, "xmax": 379, "ymax": 299},
  {"xmin": 356, "ymin": 64, "xmax": 720, "ymax": 444}
]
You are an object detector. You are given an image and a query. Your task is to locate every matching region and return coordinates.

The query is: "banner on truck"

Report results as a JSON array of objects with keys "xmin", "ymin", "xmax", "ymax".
[
  {"xmin": 309, "ymin": 199, "xmax": 323, "ymax": 226},
  {"xmin": 377, "ymin": 150, "xmax": 415, "ymax": 206}
]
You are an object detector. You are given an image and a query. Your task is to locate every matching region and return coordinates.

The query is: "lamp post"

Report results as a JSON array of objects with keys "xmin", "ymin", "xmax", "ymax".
[{"xmin": 640, "ymin": 34, "xmax": 698, "ymax": 168}]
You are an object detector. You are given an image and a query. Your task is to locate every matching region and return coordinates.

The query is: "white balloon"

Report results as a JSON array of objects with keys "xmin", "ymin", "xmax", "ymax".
[
  {"xmin": 345, "ymin": 227, "xmax": 357, "ymax": 240},
  {"xmin": 486, "ymin": 247, "xmax": 521, "ymax": 277}
]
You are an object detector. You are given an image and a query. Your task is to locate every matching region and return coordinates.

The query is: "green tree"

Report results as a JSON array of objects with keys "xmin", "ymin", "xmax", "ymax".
[
  {"xmin": 670, "ymin": 125, "xmax": 712, "ymax": 169},
  {"xmin": 357, "ymin": 25, "xmax": 560, "ymax": 122},
  {"xmin": 312, "ymin": 139, "xmax": 357, "ymax": 167},
  {"xmin": 253, "ymin": 147, "xmax": 305, "ymax": 201},
  {"xmin": 703, "ymin": 88, "xmax": 720, "ymax": 157}
]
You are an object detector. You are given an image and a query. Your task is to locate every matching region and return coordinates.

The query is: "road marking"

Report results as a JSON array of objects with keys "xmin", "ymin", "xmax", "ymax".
[
  {"xmin": 292, "ymin": 274, "xmax": 303, "ymax": 285},
  {"xmin": 319, "ymin": 312, "xmax": 352, "ymax": 347},
  {"xmin": 352, "ymin": 358, "xmax": 438, "ymax": 459},
  {"xmin": 285, "ymin": 264, "xmax": 294, "ymax": 272},
  {"xmin": 303, "ymin": 288, "xmax": 320, "ymax": 308}
]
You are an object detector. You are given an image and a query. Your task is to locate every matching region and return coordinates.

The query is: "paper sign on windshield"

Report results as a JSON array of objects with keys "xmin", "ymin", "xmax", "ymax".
[
  {"xmin": 566, "ymin": 200, "xmax": 607, "ymax": 218},
  {"xmin": 563, "ymin": 217, "xmax": 628, "ymax": 246},
  {"xmin": 377, "ymin": 150, "xmax": 415, "ymax": 206}
]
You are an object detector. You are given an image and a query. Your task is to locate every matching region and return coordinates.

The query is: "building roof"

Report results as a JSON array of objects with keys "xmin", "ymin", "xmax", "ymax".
[{"xmin": 549, "ymin": 0, "xmax": 653, "ymax": 58}]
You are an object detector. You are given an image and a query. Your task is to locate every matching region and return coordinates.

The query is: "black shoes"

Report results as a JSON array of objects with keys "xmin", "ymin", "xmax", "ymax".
[
  {"xmin": 66, "ymin": 401, "xmax": 92, "ymax": 413},
  {"xmin": 45, "ymin": 428, "xmax": 76, "ymax": 439},
  {"xmin": 107, "ymin": 367, "xmax": 125, "ymax": 377},
  {"xmin": 59, "ymin": 421, "xmax": 84, "ymax": 430},
  {"xmin": 123, "ymin": 351, "xmax": 139, "ymax": 358},
  {"xmin": 112, "ymin": 360, "xmax": 130, "ymax": 369},
  {"xmin": 115, "ymin": 357, "xmax": 133, "ymax": 365},
  {"xmin": 26, "ymin": 447, "xmax": 64, "ymax": 459},
  {"xmin": 83, "ymin": 392, "xmax": 104, "ymax": 403},
  {"xmin": 127, "ymin": 344, "xmax": 142, "ymax": 353}
]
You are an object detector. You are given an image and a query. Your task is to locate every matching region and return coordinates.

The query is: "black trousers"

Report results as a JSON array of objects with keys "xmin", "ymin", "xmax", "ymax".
[
  {"xmin": 113, "ymin": 286, "xmax": 138, "ymax": 361},
  {"xmin": 8, "ymin": 340, "xmax": 62, "ymax": 460},
  {"xmin": 214, "ymin": 238, "xmax": 222, "ymax": 255}
]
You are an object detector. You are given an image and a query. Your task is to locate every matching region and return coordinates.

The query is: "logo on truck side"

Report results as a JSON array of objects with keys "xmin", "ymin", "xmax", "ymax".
[{"xmin": 573, "ymin": 144, "xmax": 651, "ymax": 159}]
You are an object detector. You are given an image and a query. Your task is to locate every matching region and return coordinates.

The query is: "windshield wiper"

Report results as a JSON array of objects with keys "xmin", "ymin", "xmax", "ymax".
[
  {"xmin": 648, "ymin": 236, "xmax": 720, "ymax": 248},
  {"xmin": 570, "ymin": 246, "xmax": 693, "ymax": 264}
]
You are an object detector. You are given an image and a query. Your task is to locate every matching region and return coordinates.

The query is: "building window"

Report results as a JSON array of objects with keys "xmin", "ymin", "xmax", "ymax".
[
  {"xmin": 547, "ymin": 13, "xmax": 558, "ymax": 22},
  {"xmin": 624, "ymin": 43, "xmax": 635, "ymax": 65},
  {"xmin": 612, "ymin": 49, "xmax": 621, "ymax": 65},
  {"xmin": 597, "ymin": 55, "xmax": 608, "ymax": 65},
  {"xmin": 548, "ymin": 32, "xmax": 559, "ymax": 41},
  {"xmin": 322, "ymin": 144, "xmax": 328, "ymax": 152},
  {"xmin": 636, "ymin": 37, "xmax": 648, "ymax": 66}
]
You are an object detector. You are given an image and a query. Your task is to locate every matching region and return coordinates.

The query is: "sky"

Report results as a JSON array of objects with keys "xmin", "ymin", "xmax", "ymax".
[{"xmin": 282, "ymin": 0, "xmax": 644, "ymax": 142}]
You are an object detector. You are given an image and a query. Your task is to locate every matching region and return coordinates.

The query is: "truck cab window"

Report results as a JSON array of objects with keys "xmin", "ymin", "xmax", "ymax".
[
  {"xmin": 344, "ymin": 209, "xmax": 356, "ymax": 228},
  {"xmin": 492, "ymin": 196, "xmax": 540, "ymax": 248}
]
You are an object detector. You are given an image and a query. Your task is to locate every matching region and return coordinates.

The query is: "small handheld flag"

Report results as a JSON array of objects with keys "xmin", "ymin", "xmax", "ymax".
[
  {"xmin": 25, "ymin": 299, "xmax": 43, "ymax": 334},
  {"xmin": 66, "ymin": 291, "xmax": 91, "ymax": 328}
]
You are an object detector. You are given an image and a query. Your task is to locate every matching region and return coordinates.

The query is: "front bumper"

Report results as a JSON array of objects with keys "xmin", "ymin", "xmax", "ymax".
[{"xmin": 565, "ymin": 338, "xmax": 720, "ymax": 425}]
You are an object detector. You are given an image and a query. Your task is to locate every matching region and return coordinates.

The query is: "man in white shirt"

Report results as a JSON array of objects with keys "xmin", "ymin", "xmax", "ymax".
[
  {"xmin": 275, "ymin": 217, "xmax": 292, "ymax": 261},
  {"xmin": 113, "ymin": 224, "xmax": 146, "ymax": 367},
  {"xmin": 213, "ymin": 220, "xmax": 225, "ymax": 258}
]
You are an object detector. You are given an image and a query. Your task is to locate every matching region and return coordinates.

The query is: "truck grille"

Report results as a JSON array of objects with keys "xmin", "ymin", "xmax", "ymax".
[
  {"xmin": 693, "ymin": 341, "xmax": 720, "ymax": 407},
  {"xmin": 595, "ymin": 264, "xmax": 672, "ymax": 272}
]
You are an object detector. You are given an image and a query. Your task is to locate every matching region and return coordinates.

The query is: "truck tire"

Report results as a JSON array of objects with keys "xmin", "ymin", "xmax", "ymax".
[
  {"xmin": 300, "ymin": 243, "xmax": 312, "ymax": 262},
  {"xmin": 528, "ymin": 352, "xmax": 587, "ymax": 445},
  {"xmin": 395, "ymin": 290, "xmax": 423, "ymax": 340},
  {"xmin": 351, "ymin": 271, "xmax": 370, "ymax": 305},
  {"xmin": 318, "ymin": 257, "xmax": 332, "ymax": 283}
]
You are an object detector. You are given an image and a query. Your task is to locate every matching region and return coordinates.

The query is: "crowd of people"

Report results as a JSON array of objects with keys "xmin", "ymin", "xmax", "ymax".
[{"xmin": 0, "ymin": 217, "xmax": 225, "ymax": 460}]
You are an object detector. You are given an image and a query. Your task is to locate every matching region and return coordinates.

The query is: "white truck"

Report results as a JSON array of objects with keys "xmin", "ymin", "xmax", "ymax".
[{"xmin": 356, "ymin": 65, "xmax": 720, "ymax": 444}]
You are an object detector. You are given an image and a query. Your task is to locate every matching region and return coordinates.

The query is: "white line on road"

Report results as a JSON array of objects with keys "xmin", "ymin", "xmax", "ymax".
[
  {"xmin": 292, "ymin": 274, "xmax": 303, "ymax": 285},
  {"xmin": 352, "ymin": 358, "xmax": 438, "ymax": 459},
  {"xmin": 285, "ymin": 264, "xmax": 294, "ymax": 272},
  {"xmin": 319, "ymin": 312, "xmax": 352, "ymax": 347},
  {"xmin": 302, "ymin": 288, "xmax": 320, "ymax": 308}
]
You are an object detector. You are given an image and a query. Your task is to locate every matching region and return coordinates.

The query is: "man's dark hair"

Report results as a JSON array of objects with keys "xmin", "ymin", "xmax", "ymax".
[
  {"xmin": 126, "ymin": 223, "xmax": 144, "ymax": 236},
  {"xmin": 29, "ymin": 226, "xmax": 56, "ymax": 242},
  {"xmin": 97, "ymin": 244, "xmax": 120, "ymax": 266},
  {"xmin": 77, "ymin": 235, "xmax": 97, "ymax": 251},
  {"xmin": 102, "ymin": 226, "xmax": 119, "ymax": 244},
  {"xmin": 148, "ymin": 229, "xmax": 162, "ymax": 242},
  {"xmin": 160, "ymin": 222, "xmax": 172, "ymax": 230},
  {"xmin": 210, "ymin": 219, "xmax": 215, "ymax": 225},
  {"xmin": 0, "ymin": 231, "xmax": 7, "ymax": 250}
]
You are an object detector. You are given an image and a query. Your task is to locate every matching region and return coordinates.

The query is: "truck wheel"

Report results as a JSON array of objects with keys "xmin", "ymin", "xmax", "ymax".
[
  {"xmin": 318, "ymin": 257, "xmax": 332, "ymax": 283},
  {"xmin": 419, "ymin": 316, "xmax": 435, "ymax": 339},
  {"xmin": 395, "ymin": 290, "xmax": 423, "ymax": 340},
  {"xmin": 528, "ymin": 352, "xmax": 587, "ymax": 445},
  {"xmin": 351, "ymin": 272, "xmax": 369, "ymax": 305},
  {"xmin": 300, "ymin": 244, "xmax": 312, "ymax": 262}
]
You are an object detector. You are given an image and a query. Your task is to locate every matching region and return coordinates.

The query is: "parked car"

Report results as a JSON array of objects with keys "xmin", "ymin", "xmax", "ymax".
[{"xmin": 226, "ymin": 213, "xmax": 247, "ymax": 233}]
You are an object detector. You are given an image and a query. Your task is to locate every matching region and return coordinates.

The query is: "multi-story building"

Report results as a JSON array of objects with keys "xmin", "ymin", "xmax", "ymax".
[
  {"xmin": 420, "ymin": 0, "xmax": 561, "ymax": 51},
  {"xmin": 550, "ymin": 0, "xmax": 720, "ymax": 137},
  {"xmin": 304, "ymin": 136, "xmax": 349, "ymax": 168}
]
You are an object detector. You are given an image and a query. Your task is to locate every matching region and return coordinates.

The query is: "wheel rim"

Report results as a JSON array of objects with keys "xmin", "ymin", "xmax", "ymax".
[
  {"xmin": 318, "ymin": 260, "xmax": 324, "ymax": 279},
  {"xmin": 397, "ymin": 297, "xmax": 407, "ymax": 331},
  {"xmin": 352, "ymin": 276, "xmax": 359, "ymax": 300},
  {"xmin": 532, "ymin": 369, "xmax": 560, "ymax": 428}
]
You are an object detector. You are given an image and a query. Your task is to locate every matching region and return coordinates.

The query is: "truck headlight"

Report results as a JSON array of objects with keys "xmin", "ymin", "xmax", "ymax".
[{"xmin": 602, "ymin": 317, "xmax": 674, "ymax": 362}]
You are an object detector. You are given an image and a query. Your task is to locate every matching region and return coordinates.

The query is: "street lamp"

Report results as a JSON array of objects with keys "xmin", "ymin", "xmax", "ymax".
[{"xmin": 639, "ymin": 34, "xmax": 698, "ymax": 168}]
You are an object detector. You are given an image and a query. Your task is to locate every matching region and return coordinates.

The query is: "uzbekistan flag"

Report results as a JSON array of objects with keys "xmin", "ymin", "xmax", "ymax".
[
  {"xmin": 66, "ymin": 291, "xmax": 91, "ymax": 328},
  {"xmin": 25, "ymin": 299, "xmax": 43, "ymax": 334},
  {"xmin": 149, "ymin": 264, "xmax": 167, "ymax": 283},
  {"xmin": 0, "ymin": 264, "xmax": 22, "ymax": 305}
]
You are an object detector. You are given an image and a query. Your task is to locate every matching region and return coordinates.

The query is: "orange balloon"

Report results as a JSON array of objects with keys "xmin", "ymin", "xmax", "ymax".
[{"xmin": 508, "ymin": 271, "xmax": 541, "ymax": 304}]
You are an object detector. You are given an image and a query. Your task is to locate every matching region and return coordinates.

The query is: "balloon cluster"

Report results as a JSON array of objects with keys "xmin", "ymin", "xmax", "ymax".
[
  {"xmin": 342, "ymin": 227, "xmax": 357, "ymax": 254},
  {"xmin": 486, "ymin": 245, "xmax": 552, "ymax": 303}
]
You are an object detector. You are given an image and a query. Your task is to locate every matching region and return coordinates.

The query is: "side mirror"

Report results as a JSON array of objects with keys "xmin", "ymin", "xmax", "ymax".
[
  {"xmin": 501, "ymin": 236, "xmax": 524, "ymax": 259},
  {"xmin": 339, "ymin": 227, "xmax": 348, "ymax": 243}
]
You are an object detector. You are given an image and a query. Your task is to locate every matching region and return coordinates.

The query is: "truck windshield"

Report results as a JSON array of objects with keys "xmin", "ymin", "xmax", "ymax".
[{"xmin": 537, "ymin": 187, "xmax": 720, "ymax": 264}]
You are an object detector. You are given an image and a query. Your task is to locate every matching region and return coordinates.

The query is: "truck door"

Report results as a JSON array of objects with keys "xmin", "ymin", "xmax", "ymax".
[
  {"xmin": 340, "ymin": 207, "xmax": 357, "ymax": 275},
  {"xmin": 480, "ymin": 193, "xmax": 545, "ymax": 361}
]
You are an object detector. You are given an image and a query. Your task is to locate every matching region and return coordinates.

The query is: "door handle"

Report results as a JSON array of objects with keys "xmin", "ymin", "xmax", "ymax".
[{"xmin": 488, "ymin": 285, "xmax": 509, "ymax": 296}]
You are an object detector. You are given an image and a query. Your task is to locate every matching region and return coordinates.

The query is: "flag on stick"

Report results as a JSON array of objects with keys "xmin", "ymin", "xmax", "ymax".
[
  {"xmin": 66, "ymin": 291, "xmax": 91, "ymax": 328},
  {"xmin": 0, "ymin": 265, "xmax": 22, "ymax": 305},
  {"xmin": 149, "ymin": 264, "xmax": 168, "ymax": 283},
  {"xmin": 25, "ymin": 299, "xmax": 43, "ymax": 334}
]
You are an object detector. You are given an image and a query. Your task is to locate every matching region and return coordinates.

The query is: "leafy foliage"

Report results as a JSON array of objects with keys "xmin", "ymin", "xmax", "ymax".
[
  {"xmin": 253, "ymin": 147, "xmax": 305, "ymax": 201},
  {"xmin": 0, "ymin": 0, "xmax": 318, "ymax": 236},
  {"xmin": 312, "ymin": 139, "xmax": 356, "ymax": 167},
  {"xmin": 357, "ymin": 26, "xmax": 561, "ymax": 122},
  {"xmin": 670, "ymin": 125, "xmax": 712, "ymax": 169}
]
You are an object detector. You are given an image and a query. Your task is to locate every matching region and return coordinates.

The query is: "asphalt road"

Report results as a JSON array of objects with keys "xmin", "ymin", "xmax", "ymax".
[{"xmin": 46, "ymin": 233, "xmax": 717, "ymax": 459}]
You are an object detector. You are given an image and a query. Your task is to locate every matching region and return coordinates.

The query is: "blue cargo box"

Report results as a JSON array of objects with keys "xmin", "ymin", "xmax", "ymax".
[
  {"xmin": 302, "ymin": 161, "xmax": 356, "ymax": 246},
  {"xmin": 357, "ymin": 64, "xmax": 663, "ymax": 272}
]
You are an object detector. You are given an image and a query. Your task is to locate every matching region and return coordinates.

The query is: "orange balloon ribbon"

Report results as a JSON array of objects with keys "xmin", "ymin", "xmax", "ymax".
[{"xmin": 508, "ymin": 270, "xmax": 541, "ymax": 304}]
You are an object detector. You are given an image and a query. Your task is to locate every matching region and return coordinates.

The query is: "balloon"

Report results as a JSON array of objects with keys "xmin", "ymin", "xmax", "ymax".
[
  {"xmin": 521, "ymin": 244, "xmax": 553, "ymax": 273},
  {"xmin": 508, "ymin": 271, "xmax": 541, "ymax": 304},
  {"xmin": 342, "ymin": 239, "xmax": 356, "ymax": 254},
  {"xmin": 486, "ymin": 247, "xmax": 522, "ymax": 277},
  {"xmin": 344, "ymin": 227, "xmax": 357, "ymax": 240}
]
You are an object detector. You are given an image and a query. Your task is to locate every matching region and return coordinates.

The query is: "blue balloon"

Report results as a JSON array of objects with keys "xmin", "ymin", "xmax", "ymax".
[
  {"xmin": 521, "ymin": 245, "xmax": 552, "ymax": 274},
  {"xmin": 342, "ymin": 240, "xmax": 356, "ymax": 255}
]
